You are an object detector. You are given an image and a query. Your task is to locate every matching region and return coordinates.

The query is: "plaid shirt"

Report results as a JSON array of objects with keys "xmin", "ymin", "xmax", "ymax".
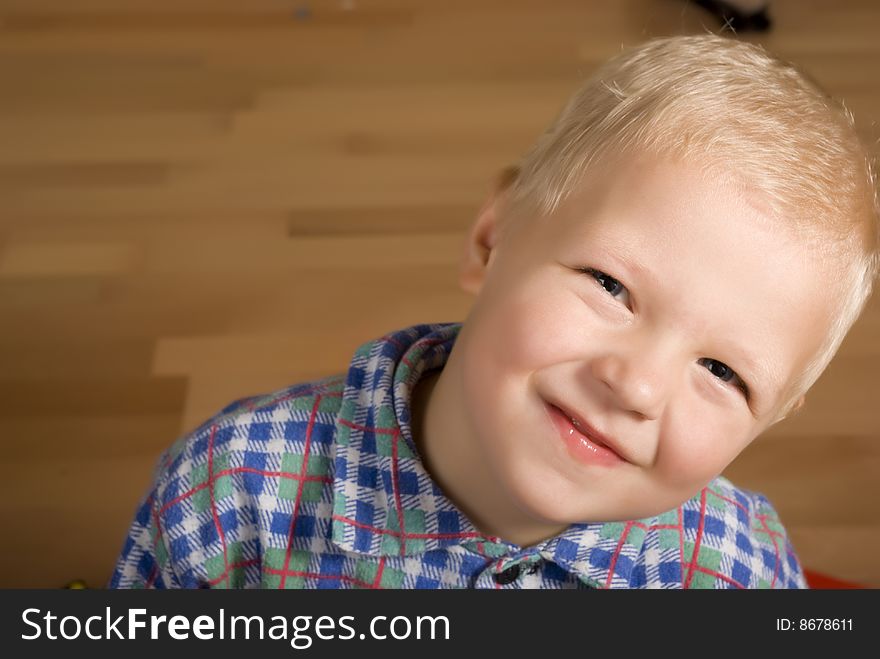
[{"xmin": 110, "ymin": 322, "xmax": 808, "ymax": 589}]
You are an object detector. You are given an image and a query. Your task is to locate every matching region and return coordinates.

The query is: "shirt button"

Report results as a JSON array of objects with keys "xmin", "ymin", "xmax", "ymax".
[{"xmin": 493, "ymin": 564, "xmax": 521, "ymax": 585}]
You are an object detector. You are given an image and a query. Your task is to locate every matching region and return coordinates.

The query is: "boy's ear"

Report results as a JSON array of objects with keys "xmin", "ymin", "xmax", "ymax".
[{"xmin": 459, "ymin": 166, "xmax": 519, "ymax": 296}]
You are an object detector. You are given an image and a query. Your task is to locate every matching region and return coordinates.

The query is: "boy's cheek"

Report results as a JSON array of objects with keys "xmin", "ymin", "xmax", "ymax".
[
  {"xmin": 482, "ymin": 280, "xmax": 584, "ymax": 367},
  {"xmin": 458, "ymin": 290, "xmax": 562, "ymax": 432},
  {"xmin": 654, "ymin": 415, "xmax": 751, "ymax": 487}
]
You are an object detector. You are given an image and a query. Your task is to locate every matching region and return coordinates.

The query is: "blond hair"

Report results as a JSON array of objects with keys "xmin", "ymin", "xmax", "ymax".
[{"xmin": 505, "ymin": 33, "xmax": 879, "ymax": 423}]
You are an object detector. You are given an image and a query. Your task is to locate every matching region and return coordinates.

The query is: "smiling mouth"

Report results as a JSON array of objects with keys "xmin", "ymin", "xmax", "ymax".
[{"xmin": 547, "ymin": 403, "xmax": 629, "ymax": 466}]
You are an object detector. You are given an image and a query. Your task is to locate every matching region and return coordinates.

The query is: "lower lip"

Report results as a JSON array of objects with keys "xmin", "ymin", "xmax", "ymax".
[{"xmin": 546, "ymin": 404, "xmax": 625, "ymax": 468}]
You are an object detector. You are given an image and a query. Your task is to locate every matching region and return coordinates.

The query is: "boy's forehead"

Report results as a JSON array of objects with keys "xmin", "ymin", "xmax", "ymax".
[
  {"xmin": 552, "ymin": 156, "xmax": 750, "ymax": 225},
  {"xmin": 539, "ymin": 155, "xmax": 830, "ymax": 273}
]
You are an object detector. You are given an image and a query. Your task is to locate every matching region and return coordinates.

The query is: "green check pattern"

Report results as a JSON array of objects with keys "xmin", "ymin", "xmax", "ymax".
[{"xmin": 110, "ymin": 323, "xmax": 808, "ymax": 589}]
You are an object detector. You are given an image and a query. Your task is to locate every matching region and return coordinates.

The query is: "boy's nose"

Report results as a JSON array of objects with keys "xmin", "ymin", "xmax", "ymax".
[{"xmin": 590, "ymin": 340, "xmax": 673, "ymax": 421}]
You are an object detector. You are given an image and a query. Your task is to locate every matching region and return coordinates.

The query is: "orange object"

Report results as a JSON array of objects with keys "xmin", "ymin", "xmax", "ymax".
[{"xmin": 803, "ymin": 569, "xmax": 863, "ymax": 589}]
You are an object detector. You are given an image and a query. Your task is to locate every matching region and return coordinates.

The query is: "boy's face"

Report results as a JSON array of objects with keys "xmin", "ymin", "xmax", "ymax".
[{"xmin": 452, "ymin": 155, "xmax": 835, "ymax": 526}]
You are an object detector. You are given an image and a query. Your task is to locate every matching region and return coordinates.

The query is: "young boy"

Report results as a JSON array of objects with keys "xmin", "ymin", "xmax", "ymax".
[{"xmin": 111, "ymin": 34, "xmax": 878, "ymax": 589}]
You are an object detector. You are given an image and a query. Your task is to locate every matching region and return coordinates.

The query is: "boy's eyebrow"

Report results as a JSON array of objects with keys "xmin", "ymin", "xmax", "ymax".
[
  {"xmin": 591, "ymin": 244, "xmax": 659, "ymax": 293},
  {"xmin": 601, "ymin": 246, "xmax": 655, "ymax": 284}
]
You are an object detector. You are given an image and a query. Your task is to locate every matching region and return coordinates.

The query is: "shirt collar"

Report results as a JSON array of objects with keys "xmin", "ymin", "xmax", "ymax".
[{"xmin": 329, "ymin": 322, "xmax": 663, "ymax": 588}]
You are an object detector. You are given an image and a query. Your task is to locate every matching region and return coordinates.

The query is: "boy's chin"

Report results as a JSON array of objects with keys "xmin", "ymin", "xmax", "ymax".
[
  {"xmin": 507, "ymin": 487, "xmax": 623, "ymax": 528},
  {"xmin": 510, "ymin": 485, "xmax": 696, "ymax": 527}
]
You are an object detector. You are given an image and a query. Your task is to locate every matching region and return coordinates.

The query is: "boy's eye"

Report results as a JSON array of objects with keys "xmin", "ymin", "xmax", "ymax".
[
  {"xmin": 582, "ymin": 268, "xmax": 630, "ymax": 303},
  {"xmin": 699, "ymin": 358, "xmax": 749, "ymax": 398}
]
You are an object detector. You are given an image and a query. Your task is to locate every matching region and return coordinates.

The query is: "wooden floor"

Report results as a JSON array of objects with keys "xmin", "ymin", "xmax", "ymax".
[{"xmin": 0, "ymin": 0, "xmax": 878, "ymax": 588}]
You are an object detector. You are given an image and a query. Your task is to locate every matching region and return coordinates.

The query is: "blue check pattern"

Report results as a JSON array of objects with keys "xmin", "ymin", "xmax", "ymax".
[{"xmin": 110, "ymin": 322, "xmax": 808, "ymax": 589}]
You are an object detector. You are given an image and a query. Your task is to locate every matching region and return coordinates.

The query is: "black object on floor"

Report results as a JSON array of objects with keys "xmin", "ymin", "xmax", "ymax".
[{"xmin": 690, "ymin": 0, "xmax": 773, "ymax": 32}]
